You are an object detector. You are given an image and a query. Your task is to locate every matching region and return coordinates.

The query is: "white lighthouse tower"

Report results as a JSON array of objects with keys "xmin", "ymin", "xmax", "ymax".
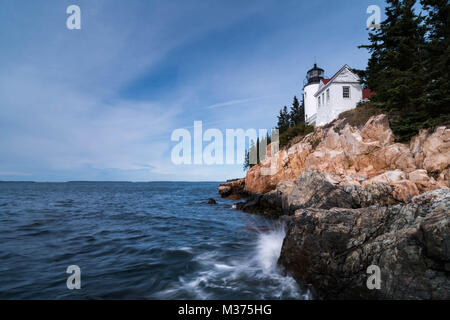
[{"xmin": 303, "ymin": 63, "xmax": 324, "ymax": 124}]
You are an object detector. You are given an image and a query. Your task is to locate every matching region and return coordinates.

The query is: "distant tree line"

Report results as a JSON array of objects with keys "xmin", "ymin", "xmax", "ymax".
[
  {"xmin": 358, "ymin": 0, "xmax": 449, "ymax": 142},
  {"xmin": 243, "ymin": 133, "xmax": 271, "ymax": 171},
  {"xmin": 276, "ymin": 96, "xmax": 314, "ymax": 147}
]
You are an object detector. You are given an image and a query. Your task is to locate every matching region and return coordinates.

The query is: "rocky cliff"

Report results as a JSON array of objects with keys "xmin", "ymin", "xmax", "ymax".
[
  {"xmin": 245, "ymin": 114, "xmax": 449, "ymax": 202},
  {"xmin": 219, "ymin": 113, "xmax": 449, "ymax": 299}
]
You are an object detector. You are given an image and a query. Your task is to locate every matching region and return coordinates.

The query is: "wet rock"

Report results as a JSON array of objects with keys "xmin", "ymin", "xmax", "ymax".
[
  {"xmin": 218, "ymin": 178, "xmax": 247, "ymax": 198},
  {"xmin": 278, "ymin": 188, "xmax": 450, "ymax": 300},
  {"xmin": 239, "ymin": 192, "xmax": 283, "ymax": 217},
  {"xmin": 207, "ymin": 198, "xmax": 217, "ymax": 205},
  {"xmin": 239, "ymin": 170, "xmax": 398, "ymax": 216},
  {"xmin": 218, "ymin": 185, "xmax": 232, "ymax": 197}
]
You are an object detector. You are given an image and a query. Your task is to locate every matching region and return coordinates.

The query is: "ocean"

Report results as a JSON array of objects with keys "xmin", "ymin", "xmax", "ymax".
[{"xmin": 0, "ymin": 182, "xmax": 307, "ymax": 299}]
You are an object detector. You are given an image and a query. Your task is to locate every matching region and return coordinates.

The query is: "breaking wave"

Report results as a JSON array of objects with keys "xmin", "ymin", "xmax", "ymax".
[{"xmin": 155, "ymin": 224, "xmax": 309, "ymax": 300}]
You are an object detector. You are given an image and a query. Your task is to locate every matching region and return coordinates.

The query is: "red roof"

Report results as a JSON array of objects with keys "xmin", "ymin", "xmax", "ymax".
[
  {"xmin": 321, "ymin": 78, "xmax": 331, "ymax": 85},
  {"xmin": 363, "ymin": 89, "xmax": 376, "ymax": 100}
]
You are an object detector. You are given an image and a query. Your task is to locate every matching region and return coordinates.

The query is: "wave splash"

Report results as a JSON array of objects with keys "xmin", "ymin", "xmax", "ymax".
[
  {"xmin": 256, "ymin": 227, "xmax": 286, "ymax": 270},
  {"xmin": 155, "ymin": 224, "xmax": 310, "ymax": 300}
]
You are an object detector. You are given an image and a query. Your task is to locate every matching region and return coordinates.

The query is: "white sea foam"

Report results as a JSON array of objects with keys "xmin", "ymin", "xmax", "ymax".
[
  {"xmin": 256, "ymin": 227, "xmax": 286, "ymax": 270},
  {"xmin": 214, "ymin": 263, "xmax": 234, "ymax": 270},
  {"xmin": 155, "ymin": 225, "xmax": 310, "ymax": 300}
]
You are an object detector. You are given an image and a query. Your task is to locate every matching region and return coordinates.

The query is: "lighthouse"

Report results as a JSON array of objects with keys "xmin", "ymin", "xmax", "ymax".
[
  {"xmin": 303, "ymin": 63, "xmax": 324, "ymax": 124},
  {"xmin": 302, "ymin": 63, "xmax": 371, "ymax": 126}
]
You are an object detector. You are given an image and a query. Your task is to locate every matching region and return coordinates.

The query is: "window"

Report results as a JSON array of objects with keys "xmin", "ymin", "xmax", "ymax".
[
  {"xmin": 322, "ymin": 93, "xmax": 325, "ymax": 106},
  {"xmin": 343, "ymin": 86, "xmax": 350, "ymax": 98},
  {"xmin": 326, "ymin": 89, "xmax": 330, "ymax": 103},
  {"xmin": 318, "ymin": 96, "xmax": 321, "ymax": 107}
]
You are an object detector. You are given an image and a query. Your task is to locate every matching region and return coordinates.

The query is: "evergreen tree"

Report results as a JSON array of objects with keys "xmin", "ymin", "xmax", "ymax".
[
  {"xmin": 359, "ymin": 0, "xmax": 428, "ymax": 141},
  {"xmin": 361, "ymin": 0, "xmax": 426, "ymax": 104},
  {"xmin": 243, "ymin": 149, "xmax": 250, "ymax": 171},
  {"xmin": 420, "ymin": 0, "xmax": 450, "ymax": 124},
  {"xmin": 243, "ymin": 139, "xmax": 257, "ymax": 171},
  {"xmin": 276, "ymin": 106, "xmax": 290, "ymax": 134},
  {"xmin": 289, "ymin": 96, "xmax": 305, "ymax": 126}
]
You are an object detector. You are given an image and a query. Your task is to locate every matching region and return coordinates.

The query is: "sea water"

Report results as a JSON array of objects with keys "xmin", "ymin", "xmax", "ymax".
[{"xmin": 0, "ymin": 181, "xmax": 308, "ymax": 299}]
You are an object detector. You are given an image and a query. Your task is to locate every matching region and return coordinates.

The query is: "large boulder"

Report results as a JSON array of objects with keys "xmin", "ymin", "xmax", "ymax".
[
  {"xmin": 408, "ymin": 169, "xmax": 437, "ymax": 192},
  {"xmin": 411, "ymin": 126, "xmax": 450, "ymax": 174},
  {"xmin": 239, "ymin": 170, "xmax": 397, "ymax": 216},
  {"xmin": 278, "ymin": 188, "xmax": 450, "ymax": 300},
  {"xmin": 283, "ymin": 170, "xmax": 354, "ymax": 211},
  {"xmin": 362, "ymin": 170, "xmax": 421, "ymax": 202}
]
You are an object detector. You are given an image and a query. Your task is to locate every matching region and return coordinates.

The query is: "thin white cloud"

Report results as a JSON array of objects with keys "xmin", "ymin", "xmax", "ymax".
[{"xmin": 204, "ymin": 96, "xmax": 269, "ymax": 109}]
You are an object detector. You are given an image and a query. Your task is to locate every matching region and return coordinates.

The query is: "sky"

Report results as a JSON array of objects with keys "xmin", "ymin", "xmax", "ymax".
[{"xmin": 0, "ymin": 0, "xmax": 386, "ymax": 182}]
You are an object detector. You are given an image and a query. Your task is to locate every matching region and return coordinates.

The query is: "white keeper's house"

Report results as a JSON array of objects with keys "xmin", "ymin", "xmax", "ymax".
[{"xmin": 303, "ymin": 64, "xmax": 375, "ymax": 126}]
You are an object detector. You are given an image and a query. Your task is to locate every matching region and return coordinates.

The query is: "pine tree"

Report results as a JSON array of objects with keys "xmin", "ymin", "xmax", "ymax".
[
  {"xmin": 420, "ymin": 0, "xmax": 450, "ymax": 124},
  {"xmin": 359, "ymin": 0, "xmax": 428, "ymax": 141},
  {"xmin": 276, "ymin": 106, "xmax": 290, "ymax": 134},
  {"xmin": 243, "ymin": 149, "xmax": 250, "ymax": 171},
  {"xmin": 243, "ymin": 139, "xmax": 257, "ymax": 171},
  {"xmin": 289, "ymin": 96, "xmax": 305, "ymax": 126}
]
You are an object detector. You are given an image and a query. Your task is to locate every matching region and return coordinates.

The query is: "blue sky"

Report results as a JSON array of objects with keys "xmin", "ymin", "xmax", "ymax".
[{"xmin": 0, "ymin": 0, "xmax": 386, "ymax": 181}]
